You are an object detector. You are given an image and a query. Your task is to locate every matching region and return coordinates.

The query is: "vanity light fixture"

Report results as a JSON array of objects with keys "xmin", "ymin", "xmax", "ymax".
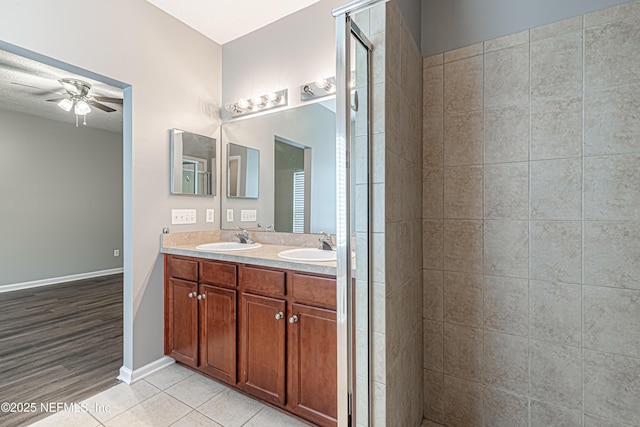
[
  {"xmin": 300, "ymin": 76, "xmax": 336, "ymax": 101},
  {"xmin": 224, "ymin": 89, "xmax": 288, "ymax": 118}
]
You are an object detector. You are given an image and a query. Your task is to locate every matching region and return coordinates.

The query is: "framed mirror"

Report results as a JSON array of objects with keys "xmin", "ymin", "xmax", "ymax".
[
  {"xmin": 170, "ymin": 129, "xmax": 216, "ymax": 196},
  {"xmin": 221, "ymin": 100, "xmax": 336, "ymax": 233},
  {"xmin": 227, "ymin": 142, "xmax": 260, "ymax": 198}
]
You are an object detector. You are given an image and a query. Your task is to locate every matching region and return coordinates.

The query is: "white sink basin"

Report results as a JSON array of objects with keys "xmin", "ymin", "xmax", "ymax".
[
  {"xmin": 195, "ymin": 242, "xmax": 262, "ymax": 251},
  {"xmin": 277, "ymin": 248, "xmax": 337, "ymax": 262}
]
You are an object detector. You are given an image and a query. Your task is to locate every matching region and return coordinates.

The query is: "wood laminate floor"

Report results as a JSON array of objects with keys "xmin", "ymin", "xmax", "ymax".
[{"xmin": 0, "ymin": 274, "xmax": 123, "ymax": 427}]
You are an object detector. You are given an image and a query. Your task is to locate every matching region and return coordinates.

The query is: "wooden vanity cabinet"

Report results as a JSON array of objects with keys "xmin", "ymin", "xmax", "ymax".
[
  {"xmin": 164, "ymin": 256, "xmax": 237, "ymax": 385},
  {"xmin": 165, "ymin": 255, "xmax": 337, "ymax": 427}
]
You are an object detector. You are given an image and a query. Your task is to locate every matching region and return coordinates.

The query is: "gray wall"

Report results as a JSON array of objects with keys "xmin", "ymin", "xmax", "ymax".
[
  {"xmin": 421, "ymin": 0, "xmax": 635, "ymax": 55},
  {"xmin": 0, "ymin": 109, "xmax": 123, "ymax": 286},
  {"xmin": 1, "ymin": 0, "xmax": 222, "ymax": 371}
]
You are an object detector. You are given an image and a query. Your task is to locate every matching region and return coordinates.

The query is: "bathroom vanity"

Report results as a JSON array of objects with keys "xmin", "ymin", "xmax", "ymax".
[{"xmin": 162, "ymin": 238, "xmax": 338, "ymax": 427}]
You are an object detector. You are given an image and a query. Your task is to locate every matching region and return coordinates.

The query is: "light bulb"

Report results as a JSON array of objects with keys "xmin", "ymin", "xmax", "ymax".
[
  {"xmin": 58, "ymin": 98, "xmax": 73, "ymax": 112},
  {"xmin": 224, "ymin": 103, "xmax": 234, "ymax": 112},
  {"xmin": 315, "ymin": 77, "xmax": 328, "ymax": 89},
  {"xmin": 75, "ymin": 100, "xmax": 91, "ymax": 115},
  {"xmin": 251, "ymin": 95, "xmax": 265, "ymax": 106},
  {"xmin": 266, "ymin": 92, "xmax": 278, "ymax": 102},
  {"xmin": 237, "ymin": 98, "xmax": 250, "ymax": 109}
]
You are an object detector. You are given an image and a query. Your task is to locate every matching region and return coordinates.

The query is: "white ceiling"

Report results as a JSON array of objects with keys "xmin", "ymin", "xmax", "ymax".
[
  {"xmin": 0, "ymin": 50, "xmax": 123, "ymax": 133},
  {"xmin": 145, "ymin": 0, "xmax": 321, "ymax": 44}
]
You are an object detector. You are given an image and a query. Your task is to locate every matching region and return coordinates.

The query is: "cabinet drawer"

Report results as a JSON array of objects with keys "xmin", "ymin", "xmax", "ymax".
[
  {"xmin": 241, "ymin": 266, "xmax": 285, "ymax": 296},
  {"xmin": 200, "ymin": 260, "xmax": 237, "ymax": 288},
  {"xmin": 291, "ymin": 274, "xmax": 336, "ymax": 309},
  {"xmin": 167, "ymin": 256, "xmax": 198, "ymax": 282}
]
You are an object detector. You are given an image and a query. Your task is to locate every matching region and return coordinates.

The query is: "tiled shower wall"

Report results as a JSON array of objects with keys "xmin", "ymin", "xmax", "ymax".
[
  {"xmin": 384, "ymin": 1, "xmax": 424, "ymax": 426},
  {"xmin": 422, "ymin": 1, "xmax": 640, "ymax": 426}
]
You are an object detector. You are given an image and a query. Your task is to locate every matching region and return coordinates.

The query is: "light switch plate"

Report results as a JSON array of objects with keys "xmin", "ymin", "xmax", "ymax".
[
  {"xmin": 240, "ymin": 210, "xmax": 257, "ymax": 222},
  {"xmin": 226, "ymin": 209, "xmax": 234, "ymax": 222},
  {"xmin": 206, "ymin": 209, "xmax": 215, "ymax": 223},
  {"xmin": 172, "ymin": 209, "xmax": 197, "ymax": 225}
]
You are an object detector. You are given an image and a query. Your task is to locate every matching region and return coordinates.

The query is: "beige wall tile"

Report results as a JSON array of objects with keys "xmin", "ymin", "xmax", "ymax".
[
  {"xmin": 373, "ymin": 133, "xmax": 385, "ymax": 183},
  {"xmin": 484, "ymin": 220, "xmax": 528, "ymax": 278},
  {"xmin": 484, "ymin": 162, "xmax": 529, "ymax": 219},
  {"xmin": 444, "ymin": 220, "xmax": 484, "ymax": 274},
  {"xmin": 584, "ymin": 0, "xmax": 640, "ymax": 27},
  {"xmin": 531, "ymin": 16, "xmax": 583, "ymax": 41},
  {"xmin": 530, "ymin": 280, "xmax": 582, "ymax": 346},
  {"xmin": 483, "ymin": 387, "xmax": 528, "ymax": 427},
  {"xmin": 424, "ymin": 369, "xmax": 444, "ymax": 423},
  {"xmin": 484, "ymin": 105, "xmax": 529, "ymax": 164},
  {"xmin": 531, "ymin": 221, "xmax": 582, "ymax": 284},
  {"xmin": 424, "ymin": 53, "xmax": 444, "ymax": 68},
  {"xmin": 531, "ymin": 400, "xmax": 583, "ymax": 427},
  {"xmin": 371, "ymin": 32, "xmax": 385, "ymax": 85},
  {"xmin": 423, "ymin": 115, "xmax": 444, "ymax": 168},
  {"xmin": 423, "ymin": 220, "xmax": 444, "ymax": 270},
  {"xmin": 424, "ymin": 269, "xmax": 444, "ymax": 321},
  {"xmin": 584, "ymin": 221, "xmax": 640, "ymax": 290},
  {"xmin": 372, "ymin": 331, "xmax": 386, "ymax": 383},
  {"xmin": 443, "ymin": 375, "xmax": 483, "ymax": 427},
  {"xmin": 584, "ymin": 154, "xmax": 640, "ymax": 221},
  {"xmin": 484, "ymin": 43, "xmax": 529, "ymax": 108},
  {"xmin": 585, "ymin": 18, "xmax": 640, "ymax": 89},
  {"xmin": 444, "ymin": 55, "xmax": 483, "ymax": 113},
  {"xmin": 444, "ymin": 43, "xmax": 483, "ymax": 63},
  {"xmin": 443, "ymin": 110, "xmax": 484, "ymax": 166},
  {"xmin": 387, "ymin": 329, "xmax": 424, "ymax": 427},
  {"xmin": 443, "ymin": 323, "xmax": 483, "ymax": 382},
  {"xmin": 443, "ymin": 271, "xmax": 483, "ymax": 328},
  {"xmin": 530, "ymin": 339, "xmax": 583, "ymax": 409},
  {"xmin": 484, "ymin": 30, "xmax": 529, "ymax": 53},
  {"xmin": 386, "ymin": 277, "xmax": 422, "ymax": 361},
  {"xmin": 424, "ymin": 320, "xmax": 444, "ymax": 372},
  {"xmin": 386, "ymin": 221, "xmax": 422, "ymax": 294},
  {"xmin": 444, "ymin": 166, "xmax": 484, "ymax": 219},
  {"xmin": 423, "ymin": 65, "xmax": 444, "ymax": 119},
  {"xmin": 531, "ymin": 96, "xmax": 583, "ymax": 160},
  {"xmin": 372, "ymin": 232, "xmax": 385, "ymax": 284},
  {"xmin": 372, "ymin": 82, "xmax": 385, "ymax": 134},
  {"xmin": 585, "ymin": 414, "xmax": 636, "ymax": 427},
  {"xmin": 423, "ymin": 167, "xmax": 444, "ymax": 220},
  {"xmin": 531, "ymin": 30, "xmax": 582, "ymax": 98},
  {"xmin": 584, "ymin": 349, "xmax": 640, "ymax": 425},
  {"xmin": 530, "ymin": 158, "xmax": 582, "ymax": 220},
  {"xmin": 584, "ymin": 285, "xmax": 640, "ymax": 358},
  {"xmin": 369, "ymin": 2, "xmax": 385, "ymax": 35},
  {"xmin": 372, "ymin": 380, "xmax": 386, "ymax": 426},
  {"xmin": 585, "ymin": 84, "xmax": 640, "ymax": 156},
  {"xmin": 483, "ymin": 331, "xmax": 529, "ymax": 394},
  {"xmin": 484, "ymin": 275, "xmax": 529, "ymax": 336}
]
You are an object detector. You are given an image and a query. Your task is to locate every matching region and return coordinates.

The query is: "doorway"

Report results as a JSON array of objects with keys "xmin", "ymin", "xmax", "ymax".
[{"xmin": 274, "ymin": 136, "xmax": 312, "ymax": 233}]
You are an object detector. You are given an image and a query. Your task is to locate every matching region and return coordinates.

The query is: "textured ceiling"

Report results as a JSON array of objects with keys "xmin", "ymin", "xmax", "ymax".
[
  {"xmin": 145, "ymin": 0, "xmax": 320, "ymax": 44},
  {"xmin": 0, "ymin": 49, "xmax": 123, "ymax": 133}
]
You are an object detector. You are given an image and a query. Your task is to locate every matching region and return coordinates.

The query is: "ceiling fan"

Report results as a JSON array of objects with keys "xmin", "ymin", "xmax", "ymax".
[{"xmin": 14, "ymin": 78, "xmax": 122, "ymax": 127}]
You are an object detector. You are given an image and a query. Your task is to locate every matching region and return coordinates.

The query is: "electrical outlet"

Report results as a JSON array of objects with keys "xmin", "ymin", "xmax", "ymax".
[
  {"xmin": 172, "ymin": 209, "xmax": 197, "ymax": 224},
  {"xmin": 240, "ymin": 210, "xmax": 257, "ymax": 222},
  {"xmin": 226, "ymin": 209, "xmax": 234, "ymax": 222},
  {"xmin": 113, "ymin": 249, "xmax": 120, "ymax": 257},
  {"xmin": 206, "ymin": 209, "xmax": 215, "ymax": 223}
]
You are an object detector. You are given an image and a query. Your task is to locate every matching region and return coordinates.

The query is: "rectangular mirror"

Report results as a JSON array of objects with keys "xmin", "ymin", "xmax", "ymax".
[
  {"xmin": 170, "ymin": 129, "xmax": 216, "ymax": 196},
  {"xmin": 221, "ymin": 100, "xmax": 335, "ymax": 233},
  {"xmin": 227, "ymin": 142, "xmax": 260, "ymax": 198}
]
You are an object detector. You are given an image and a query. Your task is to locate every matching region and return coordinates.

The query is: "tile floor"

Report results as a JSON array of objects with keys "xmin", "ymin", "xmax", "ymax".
[{"xmin": 30, "ymin": 363, "xmax": 311, "ymax": 427}]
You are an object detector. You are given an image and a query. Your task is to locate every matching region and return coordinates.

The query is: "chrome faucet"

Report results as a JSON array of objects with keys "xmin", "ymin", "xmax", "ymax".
[
  {"xmin": 319, "ymin": 231, "xmax": 335, "ymax": 251},
  {"xmin": 265, "ymin": 224, "xmax": 275, "ymax": 232},
  {"xmin": 234, "ymin": 227, "xmax": 254, "ymax": 244}
]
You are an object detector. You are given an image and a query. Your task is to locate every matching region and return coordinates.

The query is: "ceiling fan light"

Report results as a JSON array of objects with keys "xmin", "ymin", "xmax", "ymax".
[
  {"xmin": 58, "ymin": 98, "xmax": 73, "ymax": 112},
  {"xmin": 75, "ymin": 100, "xmax": 91, "ymax": 115}
]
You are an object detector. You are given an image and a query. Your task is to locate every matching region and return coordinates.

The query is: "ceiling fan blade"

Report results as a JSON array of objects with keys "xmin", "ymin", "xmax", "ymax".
[
  {"xmin": 93, "ymin": 96, "xmax": 123, "ymax": 104},
  {"xmin": 11, "ymin": 82, "xmax": 64, "ymax": 96},
  {"xmin": 45, "ymin": 97, "xmax": 68, "ymax": 102},
  {"xmin": 88, "ymin": 100, "xmax": 116, "ymax": 113}
]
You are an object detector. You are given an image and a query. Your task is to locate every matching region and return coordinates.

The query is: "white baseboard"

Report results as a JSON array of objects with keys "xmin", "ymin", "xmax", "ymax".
[
  {"xmin": 117, "ymin": 356, "xmax": 175, "ymax": 384},
  {"xmin": 0, "ymin": 268, "xmax": 124, "ymax": 293}
]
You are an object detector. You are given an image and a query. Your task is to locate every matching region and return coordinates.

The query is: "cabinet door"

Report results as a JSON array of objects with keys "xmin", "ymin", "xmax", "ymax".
[
  {"xmin": 240, "ymin": 293, "xmax": 286, "ymax": 405},
  {"xmin": 288, "ymin": 303, "xmax": 337, "ymax": 427},
  {"xmin": 165, "ymin": 278, "xmax": 198, "ymax": 367},
  {"xmin": 198, "ymin": 284, "xmax": 236, "ymax": 385}
]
